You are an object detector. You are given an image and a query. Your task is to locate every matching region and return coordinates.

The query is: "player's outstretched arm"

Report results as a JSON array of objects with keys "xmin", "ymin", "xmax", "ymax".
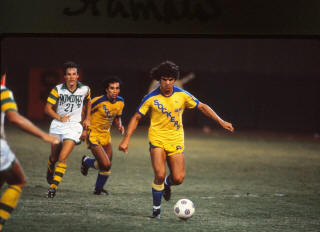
[
  {"xmin": 6, "ymin": 110, "xmax": 60, "ymax": 144},
  {"xmin": 197, "ymin": 102, "xmax": 234, "ymax": 132},
  {"xmin": 118, "ymin": 112, "xmax": 142, "ymax": 153}
]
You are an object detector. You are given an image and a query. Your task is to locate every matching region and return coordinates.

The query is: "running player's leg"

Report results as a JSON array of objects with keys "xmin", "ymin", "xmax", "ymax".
[
  {"xmin": 167, "ymin": 153, "xmax": 185, "ymax": 185},
  {"xmin": 163, "ymin": 153, "xmax": 185, "ymax": 201},
  {"xmin": 91, "ymin": 144, "xmax": 111, "ymax": 195},
  {"xmin": 82, "ymin": 144, "xmax": 111, "ymax": 172},
  {"xmin": 150, "ymin": 147, "xmax": 166, "ymax": 218},
  {"xmin": 48, "ymin": 140, "xmax": 75, "ymax": 198},
  {"xmin": 81, "ymin": 132, "xmax": 108, "ymax": 176},
  {"xmin": 47, "ymin": 142, "xmax": 62, "ymax": 184},
  {"xmin": 3, "ymin": 161, "xmax": 27, "ymax": 188},
  {"xmin": 0, "ymin": 161, "xmax": 26, "ymax": 230},
  {"xmin": 103, "ymin": 143, "xmax": 113, "ymax": 162}
]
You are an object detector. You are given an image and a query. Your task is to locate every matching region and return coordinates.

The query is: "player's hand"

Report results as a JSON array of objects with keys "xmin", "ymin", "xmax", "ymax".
[
  {"xmin": 80, "ymin": 130, "xmax": 88, "ymax": 141},
  {"xmin": 82, "ymin": 118, "xmax": 90, "ymax": 129},
  {"xmin": 118, "ymin": 140, "xmax": 129, "ymax": 154},
  {"xmin": 221, "ymin": 121, "xmax": 234, "ymax": 132},
  {"xmin": 43, "ymin": 134, "xmax": 60, "ymax": 145},
  {"xmin": 118, "ymin": 125, "xmax": 125, "ymax": 135},
  {"xmin": 60, "ymin": 115, "xmax": 70, "ymax": 122}
]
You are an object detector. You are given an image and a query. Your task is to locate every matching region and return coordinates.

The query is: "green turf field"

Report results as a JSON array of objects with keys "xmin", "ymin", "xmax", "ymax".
[{"xmin": 1, "ymin": 125, "xmax": 320, "ymax": 232}]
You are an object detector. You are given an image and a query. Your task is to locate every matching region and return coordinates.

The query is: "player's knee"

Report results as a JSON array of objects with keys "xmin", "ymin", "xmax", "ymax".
[
  {"xmin": 172, "ymin": 174, "xmax": 184, "ymax": 185},
  {"xmin": 99, "ymin": 161, "xmax": 111, "ymax": 171}
]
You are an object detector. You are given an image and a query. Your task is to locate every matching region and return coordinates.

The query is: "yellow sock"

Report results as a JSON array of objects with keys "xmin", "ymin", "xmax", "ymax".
[
  {"xmin": 0, "ymin": 185, "xmax": 22, "ymax": 229},
  {"xmin": 99, "ymin": 171, "xmax": 111, "ymax": 175},
  {"xmin": 50, "ymin": 162, "xmax": 67, "ymax": 189},
  {"xmin": 152, "ymin": 182, "xmax": 164, "ymax": 191}
]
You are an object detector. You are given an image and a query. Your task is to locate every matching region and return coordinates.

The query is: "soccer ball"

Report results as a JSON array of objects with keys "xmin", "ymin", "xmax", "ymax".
[{"xmin": 174, "ymin": 199, "xmax": 195, "ymax": 219}]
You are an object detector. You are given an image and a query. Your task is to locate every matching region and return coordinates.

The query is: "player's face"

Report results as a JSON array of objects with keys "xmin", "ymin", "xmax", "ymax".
[
  {"xmin": 106, "ymin": 82, "xmax": 120, "ymax": 100},
  {"xmin": 159, "ymin": 77, "xmax": 175, "ymax": 94},
  {"xmin": 64, "ymin": 68, "xmax": 79, "ymax": 88}
]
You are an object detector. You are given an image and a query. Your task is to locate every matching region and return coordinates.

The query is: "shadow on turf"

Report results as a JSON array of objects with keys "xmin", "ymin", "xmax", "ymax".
[{"xmin": 22, "ymin": 185, "xmax": 188, "ymax": 221}]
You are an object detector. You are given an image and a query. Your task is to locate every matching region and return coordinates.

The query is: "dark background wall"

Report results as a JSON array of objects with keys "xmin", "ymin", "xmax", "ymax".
[{"xmin": 1, "ymin": 37, "xmax": 319, "ymax": 133}]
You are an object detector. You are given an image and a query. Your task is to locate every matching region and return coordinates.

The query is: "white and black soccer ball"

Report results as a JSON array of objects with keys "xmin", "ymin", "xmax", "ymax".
[{"xmin": 174, "ymin": 199, "xmax": 195, "ymax": 219}]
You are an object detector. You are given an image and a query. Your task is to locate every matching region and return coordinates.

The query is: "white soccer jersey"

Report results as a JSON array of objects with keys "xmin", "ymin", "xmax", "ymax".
[{"xmin": 47, "ymin": 82, "xmax": 91, "ymax": 123}]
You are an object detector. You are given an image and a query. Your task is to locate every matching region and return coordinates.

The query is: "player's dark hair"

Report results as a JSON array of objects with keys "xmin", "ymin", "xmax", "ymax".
[
  {"xmin": 150, "ymin": 60, "xmax": 180, "ymax": 81},
  {"xmin": 63, "ymin": 61, "xmax": 80, "ymax": 75},
  {"xmin": 103, "ymin": 76, "xmax": 122, "ymax": 90}
]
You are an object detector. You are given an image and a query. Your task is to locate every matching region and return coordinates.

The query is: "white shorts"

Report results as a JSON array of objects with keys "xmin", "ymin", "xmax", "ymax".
[
  {"xmin": 49, "ymin": 120, "xmax": 83, "ymax": 144},
  {"xmin": 0, "ymin": 139, "xmax": 16, "ymax": 172}
]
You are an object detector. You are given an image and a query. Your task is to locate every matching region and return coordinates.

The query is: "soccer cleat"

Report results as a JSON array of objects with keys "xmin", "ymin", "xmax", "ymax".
[
  {"xmin": 81, "ymin": 155, "xmax": 89, "ymax": 176},
  {"xmin": 150, "ymin": 209, "xmax": 161, "ymax": 219},
  {"xmin": 46, "ymin": 169, "xmax": 54, "ymax": 185},
  {"xmin": 163, "ymin": 184, "xmax": 171, "ymax": 201},
  {"xmin": 93, "ymin": 188, "xmax": 109, "ymax": 195},
  {"xmin": 47, "ymin": 188, "xmax": 56, "ymax": 198}
]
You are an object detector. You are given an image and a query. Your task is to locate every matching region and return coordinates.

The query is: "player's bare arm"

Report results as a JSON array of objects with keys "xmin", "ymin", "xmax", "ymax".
[
  {"xmin": 6, "ymin": 110, "xmax": 60, "ymax": 144},
  {"xmin": 197, "ymin": 102, "xmax": 234, "ymax": 132},
  {"xmin": 114, "ymin": 116, "xmax": 125, "ymax": 135},
  {"xmin": 80, "ymin": 102, "xmax": 89, "ymax": 141},
  {"xmin": 80, "ymin": 128, "xmax": 88, "ymax": 141},
  {"xmin": 82, "ymin": 96, "xmax": 91, "ymax": 129},
  {"xmin": 44, "ymin": 103, "xmax": 70, "ymax": 122},
  {"xmin": 118, "ymin": 112, "xmax": 142, "ymax": 153}
]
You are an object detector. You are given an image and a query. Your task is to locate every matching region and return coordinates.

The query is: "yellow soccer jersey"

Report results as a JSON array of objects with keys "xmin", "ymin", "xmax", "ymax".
[
  {"xmin": 1, "ymin": 86, "xmax": 18, "ymax": 138},
  {"xmin": 90, "ymin": 95, "xmax": 125, "ymax": 133},
  {"xmin": 137, "ymin": 86, "xmax": 199, "ymax": 144}
]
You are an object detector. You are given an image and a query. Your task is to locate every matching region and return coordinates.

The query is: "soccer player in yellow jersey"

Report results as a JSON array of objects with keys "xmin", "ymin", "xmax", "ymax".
[
  {"xmin": 119, "ymin": 61, "xmax": 234, "ymax": 219},
  {"xmin": 0, "ymin": 73, "xmax": 59, "ymax": 231},
  {"xmin": 81, "ymin": 77, "xmax": 124, "ymax": 195}
]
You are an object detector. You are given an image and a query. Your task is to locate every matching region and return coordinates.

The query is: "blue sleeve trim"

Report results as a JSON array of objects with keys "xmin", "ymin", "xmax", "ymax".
[
  {"xmin": 136, "ymin": 110, "xmax": 145, "ymax": 117},
  {"xmin": 195, "ymin": 100, "xmax": 200, "ymax": 108}
]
